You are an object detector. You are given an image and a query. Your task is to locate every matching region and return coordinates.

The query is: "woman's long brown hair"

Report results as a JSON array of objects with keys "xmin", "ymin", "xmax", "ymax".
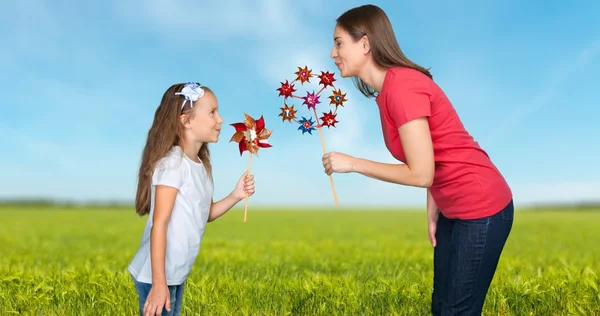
[
  {"xmin": 336, "ymin": 4, "xmax": 433, "ymax": 98},
  {"xmin": 134, "ymin": 83, "xmax": 213, "ymax": 216}
]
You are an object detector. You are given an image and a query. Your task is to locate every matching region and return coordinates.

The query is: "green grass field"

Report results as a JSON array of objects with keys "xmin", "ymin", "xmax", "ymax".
[{"xmin": 1, "ymin": 205, "xmax": 599, "ymax": 315}]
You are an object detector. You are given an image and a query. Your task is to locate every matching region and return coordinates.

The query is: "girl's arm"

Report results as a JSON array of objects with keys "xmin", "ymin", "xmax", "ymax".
[
  {"xmin": 150, "ymin": 185, "xmax": 178, "ymax": 286},
  {"xmin": 352, "ymin": 118, "xmax": 435, "ymax": 188},
  {"xmin": 208, "ymin": 173, "xmax": 255, "ymax": 222},
  {"xmin": 207, "ymin": 194, "xmax": 242, "ymax": 222}
]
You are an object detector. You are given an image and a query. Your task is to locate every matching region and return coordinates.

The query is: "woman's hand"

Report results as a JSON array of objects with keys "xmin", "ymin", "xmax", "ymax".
[
  {"xmin": 426, "ymin": 189, "xmax": 439, "ymax": 248},
  {"xmin": 427, "ymin": 208, "xmax": 439, "ymax": 248},
  {"xmin": 322, "ymin": 152, "xmax": 356, "ymax": 175},
  {"xmin": 232, "ymin": 172, "xmax": 255, "ymax": 200},
  {"xmin": 143, "ymin": 283, "xmax": 170, "ymax": 316}
]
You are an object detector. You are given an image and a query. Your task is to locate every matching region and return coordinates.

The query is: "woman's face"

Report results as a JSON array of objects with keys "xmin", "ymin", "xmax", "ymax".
[{"xmin": 330, "ymin": 25, "xmax": 368, "ymax": 78}]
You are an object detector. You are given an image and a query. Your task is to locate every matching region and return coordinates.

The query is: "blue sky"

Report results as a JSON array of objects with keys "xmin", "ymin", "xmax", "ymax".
[{"xmin": 1, "ymin": 0, "xmax": 598, "ymax": 208}]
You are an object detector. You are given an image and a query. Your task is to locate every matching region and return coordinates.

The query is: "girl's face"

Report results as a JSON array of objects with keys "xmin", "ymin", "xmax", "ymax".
[
  {"xmin": 183, "ymin": 91, "xmax": 223, "ymax": 144},
  {"xmin": 330, "ymin": 25, "xmax": 369, "ymax": 78}
]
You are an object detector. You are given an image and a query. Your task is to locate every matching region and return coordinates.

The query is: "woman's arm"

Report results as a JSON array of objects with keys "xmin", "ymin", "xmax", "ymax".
[
  {"xmin": 427, "ymin": 188, "xmax": 438, "ymax": 214},
  {"xmin": 326, "ymin": 117, "xmax": 434, "ymax": 188}
]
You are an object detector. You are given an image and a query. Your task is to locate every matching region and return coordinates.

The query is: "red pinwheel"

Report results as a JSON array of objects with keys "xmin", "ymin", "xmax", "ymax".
[
  {"xmin": 318, "ymin": 71, "xmax": 336, "ymax": 89},
  {"xmin": 230, "ymin": 113, "xmax": 273, "ymax": 222},
  {"xmin": 230, "ymin": 114, "xmax": 273, "ymax": 156},
  {"xmin": 276, "ymin": 80, "xmax": 296, "ymax": 98},
  {"xmin": 320, "ymin": 110, "xmax": 338, "ymax": 128}
]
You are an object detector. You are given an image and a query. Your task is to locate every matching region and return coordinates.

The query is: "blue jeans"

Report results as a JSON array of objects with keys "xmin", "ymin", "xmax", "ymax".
[
  {"xmin": 132, "ymin": 276, "xmax": 185, "ymax": 316},
  {"xmin": 432, "ymin": 199, "xmax": 514, "ymax": 315}
]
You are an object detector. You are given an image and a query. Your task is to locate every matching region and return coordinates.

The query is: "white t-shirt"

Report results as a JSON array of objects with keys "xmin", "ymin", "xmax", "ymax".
[{"xmin": 128, "ymin": 146, "xmax": 213, "ymax": 285}]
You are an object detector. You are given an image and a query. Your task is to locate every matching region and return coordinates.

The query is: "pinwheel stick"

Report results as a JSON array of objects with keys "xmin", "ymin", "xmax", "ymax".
[
  {"xmin": 244, "ymin": 153, "xmax": 252, "ymax": 222},
  {"xmin": 312, "ymin": 108, "xmax": 340, "ymax": 206}
]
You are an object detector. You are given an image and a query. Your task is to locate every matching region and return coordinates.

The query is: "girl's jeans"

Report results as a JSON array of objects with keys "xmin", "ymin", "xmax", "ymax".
[{"xmin": 132, "ymin": 276, "xmax": 185, "ymax": 316}]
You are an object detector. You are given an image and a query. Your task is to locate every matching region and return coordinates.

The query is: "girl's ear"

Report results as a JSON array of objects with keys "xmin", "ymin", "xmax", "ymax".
[{"xmin": 180, "ymin": 114, "xmax": 191, "ymax": 129}]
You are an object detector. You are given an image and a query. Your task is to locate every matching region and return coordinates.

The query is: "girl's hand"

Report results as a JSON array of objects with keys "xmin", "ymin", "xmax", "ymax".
[
  {"xmin": 143, "ymin": 283, "xmax": 170, "ymax": 316},
  {"xmin": 322, "ymin": 152, "xmax": 356, "ymax": 175},
  {"xmin": 232, "ymin": 172, "xmax": 255, "ymax": 200}
]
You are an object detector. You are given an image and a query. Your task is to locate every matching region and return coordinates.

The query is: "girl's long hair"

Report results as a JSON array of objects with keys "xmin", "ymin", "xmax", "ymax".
[{"xmin": 134, "ymin": 83, "xmax": 213, "ymax": 216}]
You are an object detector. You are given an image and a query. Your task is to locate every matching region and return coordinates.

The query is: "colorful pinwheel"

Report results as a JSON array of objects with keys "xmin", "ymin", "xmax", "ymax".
[{"xmin": 275, "ymin": 65, "xmax": 350, "ymax": 206}]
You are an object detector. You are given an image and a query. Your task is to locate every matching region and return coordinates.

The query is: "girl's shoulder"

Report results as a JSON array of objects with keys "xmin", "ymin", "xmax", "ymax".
[
  {"xmin": 152, "ymin": 146, "xmax": 191, "ymax": 187},
  {"xmin": 156, "ymin": 147, "xmax": 187, "ymax": 170}
]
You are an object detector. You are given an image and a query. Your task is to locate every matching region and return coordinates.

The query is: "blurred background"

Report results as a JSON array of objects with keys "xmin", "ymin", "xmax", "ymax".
[{"xmin": 1, "ymin": 0, "xmax": 598, "ymax": 209}]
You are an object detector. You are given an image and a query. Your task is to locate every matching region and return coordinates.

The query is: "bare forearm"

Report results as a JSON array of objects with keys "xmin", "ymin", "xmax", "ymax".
[
  {"xmin": 427, "ymin": 189, "xmax": 438, "ymax": 216},
  {"xmin": 149, "ymin": 224, "xmax": 167, "ymax": 285},
  {"xmin": 208, "ymin": 193, "xmax": 242, "ymax": 222},
  {"xmin": 352, "ymin": 158, "xmax": 433, "ymax": 188}
]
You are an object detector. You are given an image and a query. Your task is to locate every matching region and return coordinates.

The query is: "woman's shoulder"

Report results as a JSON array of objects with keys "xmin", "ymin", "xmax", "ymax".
[
  {"xmin": 381, "ymin": 67, "xmax": 435, "ymax": 94},
  {"xmin": 386, "ymin": 66, "xmax": 432, "ymax": 82},
  {"xmin": 378, "ymin": 67, "xmax": 435, "ymax": 102}
]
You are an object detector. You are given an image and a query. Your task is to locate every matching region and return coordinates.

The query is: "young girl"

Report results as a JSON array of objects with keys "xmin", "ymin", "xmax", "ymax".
[{"xmin": 128, "ymin": 82, "xmax": 255, "ymax": 316}]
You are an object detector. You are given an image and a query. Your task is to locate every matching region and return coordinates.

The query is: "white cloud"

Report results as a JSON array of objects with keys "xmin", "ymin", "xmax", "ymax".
[
  {"xmin": 0, "ymin": 125, "xmax": 75, "ymax": 169},
  {"xmin": 1, "ymin": 0, "xmax": 65, "ymax": 64},
  {"xmin": 115, "ymin": 0, "xmax": 298, "ymax": 40},
  {"xmin": 483, "ymin": 41, "xmax": 600, "ymax": 144}
]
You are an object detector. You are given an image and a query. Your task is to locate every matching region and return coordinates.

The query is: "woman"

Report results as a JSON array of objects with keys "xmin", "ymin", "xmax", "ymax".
[{"xmin": 322, "ymin": 4, "xmax": 514, "ymax": 315}]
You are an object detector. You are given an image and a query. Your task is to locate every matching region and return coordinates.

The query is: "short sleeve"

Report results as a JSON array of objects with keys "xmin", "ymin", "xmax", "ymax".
[
  {"xmin": 384, "ymin": 75, "xmax": 432, "ymax": 128},
  {"xmin": 152, "ymin": 157, "xmax": 186, "ymax": 189}
]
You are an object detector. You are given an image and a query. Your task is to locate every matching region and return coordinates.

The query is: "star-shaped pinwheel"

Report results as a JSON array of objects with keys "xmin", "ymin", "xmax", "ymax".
[
  {"xmin": 230, "ymin": 113, "xmax": 273, "ymax": 156},
  {"xmin": 295, "ymin": 66, "xmax": 312, "ymax": 84},
  {"xmin": 297, "ymin": 116, "xmax": 316, "ymax": 135},
  {"xmin": 329, "ymin": 89, "xmax": 347, "ymax": 108},
  {"xmin": 278, "ymin": 103, "xmax": 297, "ymax": 123},
  {"xmin": 302, "ymin": 91, "xmax": 321, "ymax": 110},
  {"xmin": 276, "ymin": 80, "xmax": 296, "ymax": 98},
  {"xmin": 318, "ymin": 71, "xmax": 336, "ymax": 89},
  {"xmin": 320, "ymin": 110, "xmax": 339, "ymax": 128}
]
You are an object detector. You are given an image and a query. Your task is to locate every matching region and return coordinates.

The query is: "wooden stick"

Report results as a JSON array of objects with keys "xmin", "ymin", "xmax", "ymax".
[
  {"xmin": 244, "ymin": 153, "xmax": 252, "ymax": 222},
  {"xmin": 316, "ymin": 125, "xmax": 340, "ymax": 206}
]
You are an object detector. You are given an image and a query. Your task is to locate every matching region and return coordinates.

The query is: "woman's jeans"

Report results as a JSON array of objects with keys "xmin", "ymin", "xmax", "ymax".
[{"xmin": 432, "ymin": 199, "xmax": 514, "ymax": 315}]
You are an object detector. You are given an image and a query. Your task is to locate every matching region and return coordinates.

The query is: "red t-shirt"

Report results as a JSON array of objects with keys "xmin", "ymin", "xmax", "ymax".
[{"xmin": 375, "ymin": 67, "xmax": 512, "ymax": 220}]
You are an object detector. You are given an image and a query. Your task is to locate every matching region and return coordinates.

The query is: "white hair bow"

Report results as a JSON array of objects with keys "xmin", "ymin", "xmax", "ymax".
[{"xmin": 175, "ymin": 82, "xmax": 205, "ymax": 110}]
